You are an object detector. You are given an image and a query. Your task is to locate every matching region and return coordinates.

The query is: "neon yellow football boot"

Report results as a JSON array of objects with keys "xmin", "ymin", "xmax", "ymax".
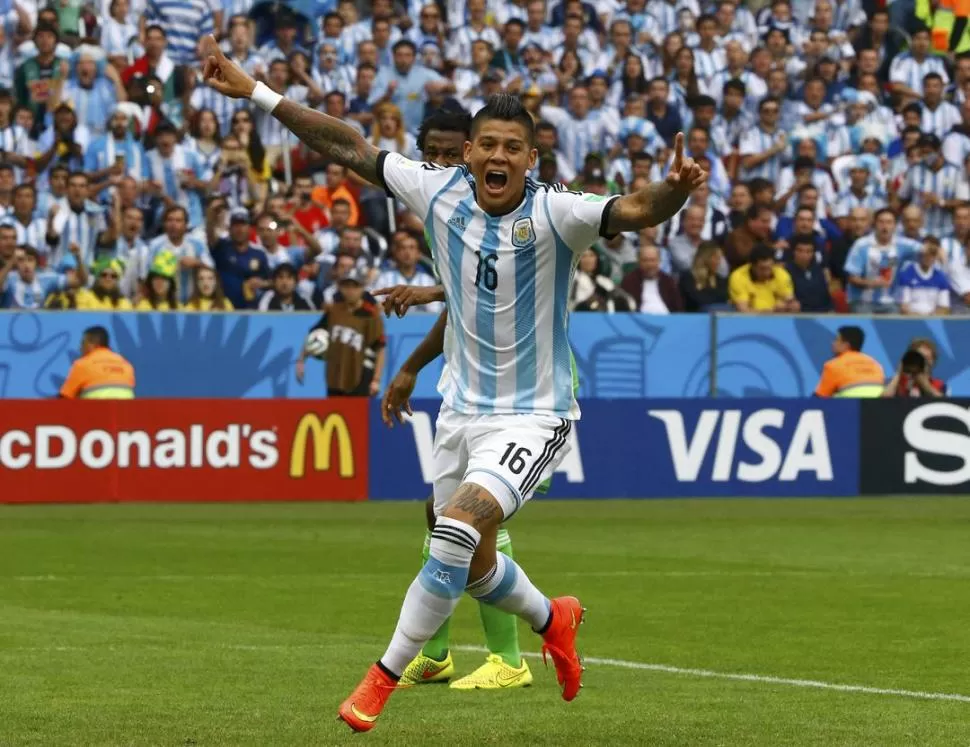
[
  {"xmin": 449, "ymin": 654, "xmax": 533, "ymax": 690},
  {"xmin": 399, "ymin": 650, "xmax": 455, "ymax": 685}
]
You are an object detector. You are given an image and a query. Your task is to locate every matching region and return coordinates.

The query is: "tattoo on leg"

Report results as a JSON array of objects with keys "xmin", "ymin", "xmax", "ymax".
[{"xmin": 450, "ymin": 484, "xmax": 499, "ymax": 526}]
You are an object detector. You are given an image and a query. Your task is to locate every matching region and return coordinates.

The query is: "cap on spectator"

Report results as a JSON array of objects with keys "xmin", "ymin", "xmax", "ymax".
[
  {"xmin": 338, "ymin": 267, "xmax": 366, "ymax": 285},
  {"xmin": 919, "ymin": 133, "xmax": 942, "ymax": 150},
  {"xmin": 587, "ymin": 69, "xmax": 609, "ymax": 83},
  {"xmin": 149, "ymin": 251, "xmax": 177, "ymax": 279},
  {"xmin": 58, "ymin": 254, "xmax": 79, "ymax": 272},
  {"xmin": 272, "ymin": 262, "xmax": 298, "ymax": 278},
  {"xmin": 848, "ymin": 158, "xmax": 870, "ymax": 173},
  {"xmin": 230, "ymin": 207, "xmax": 251, "ymax": 224},
  {"xmin": 860, "ymin": 123, "xmax": 887, "ymax": 147},
  {"xmin": 91, "ymin": 256, "xmax": 125, "ymax": 277}
]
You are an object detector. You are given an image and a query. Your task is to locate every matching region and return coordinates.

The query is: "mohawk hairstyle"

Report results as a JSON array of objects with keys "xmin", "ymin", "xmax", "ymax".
[
  {"xmin": 417, "ymin": 104, "xmax": 472, "ymax": 152},
  {"xmin": 470, "ymin": 94, "xmax": 536, "ymax": 145}
]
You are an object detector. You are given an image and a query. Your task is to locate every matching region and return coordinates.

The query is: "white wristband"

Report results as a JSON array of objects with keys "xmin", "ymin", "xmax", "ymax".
[{"xmin": 251, "ymin": 81, "xmax": 283, "ymax": 113}]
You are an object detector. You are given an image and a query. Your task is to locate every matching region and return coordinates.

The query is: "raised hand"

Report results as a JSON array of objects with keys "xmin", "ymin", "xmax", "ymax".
[
  {"xmin": 665, "ymin": 133, "xmax": 707, "ymax": 196},
  {"xmin": 201, "ymin": 35, "xmax": 256, "ymax": 99}
]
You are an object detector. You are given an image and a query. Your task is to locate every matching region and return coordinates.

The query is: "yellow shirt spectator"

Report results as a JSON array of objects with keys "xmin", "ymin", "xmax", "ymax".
[
  {"xmin": 135, "ymin": 299, "xmax": 176, "ymax": 311},
  {"xmin": 75, "ymin": 288, "xmax": 133, "ymax": 310},
  {"xmin": 181, "ymin": 297, "xmax": 235, "ymax": 311},
  {"xmin": 729, "ymin": 248, "xmax": 797, "ymax": 312}
]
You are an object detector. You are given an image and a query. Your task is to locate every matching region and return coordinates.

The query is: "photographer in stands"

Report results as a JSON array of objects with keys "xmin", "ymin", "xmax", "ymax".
[{"xmin": 882, "ymin": 338, "xmax": 948, "ymax": 398}]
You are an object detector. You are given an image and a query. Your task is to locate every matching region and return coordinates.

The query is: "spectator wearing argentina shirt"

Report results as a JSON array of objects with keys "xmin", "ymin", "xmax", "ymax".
[
  {"xmin": 223, "ymin": 14, "xmax": 266, "ymax": 78},
  {"xmin": 920, "ymin": 73, "xmax": 962, "ymax": 140},
  {"xmin": 144, "ymin": 0, "xmax": 214, "ymax": 66},
  {"xmin": 100, "ymin": 0, "xmax": 140, "ymax": 65},
  {"xmin": 739, "ymin": 96, "xmax": 789, "ymax": 183},
  {"xmin": 312, "ymin": 41, "xmax": 354, "ymax": 100},
  {"xmin": 84, "ymin": 106, "xmax": 146, "ymax": 197},
  {"xmin": 897, "ymin": 133, "xmax": 970, "ymax": 238},
  {"xmin": 0, "ymin": 89, "xmax": 32, "ymax": 181},
  {"xmin": 709, "ymin": 42, "xmax": 767, "ymax": 117},
  {"xmin": 540, "ymin": 83, "xmax": 612, "ymax": 174},
  {"xmin": 521, "ymin": 0, "xmax": 561, "ymax": 54},
  {"xmin": 942, "ymin": 97, "xmax": 970, "ymax": 169},
  {"xmin": 843, "ymin": 208, "xmax": 920, "ymax": 312},
  {"xmin": 692, "ymin": 14, "xmax": 725, "ymax": 84},
  {"xmin": 889, "ymin": 26, "xmax": 947, "ymax": 99},
  {"xmin": 942, "ymin": 204, "xmax": 970, "ymax": 302},
  {"xmin": 832, "ymin": 161, "xmax": 888, "ymax": 227},
  {"xmin": 256, "ymin": 12, "xmax": 307, "ymax": 65},
  {"xmin": 446, "ymin": 0, "xmax": 501, "ymax": 68},
  {"xmin": 44, "ymin": 172, "xmax": 110, "ymax": 270},
  {"xmin": 144, "ymin": 122, "xmax": 208, "ymax": 230},
  {"xmin": 0, "ymin": 245, "xmax": 79, "ymax": 309},
  {"xmin": 5, "ymin": 184, "xmax": 49, "ymax": 258},
  {"xmin": 369, "ymin": 39, "xmax": 453, "ymax": 134}
]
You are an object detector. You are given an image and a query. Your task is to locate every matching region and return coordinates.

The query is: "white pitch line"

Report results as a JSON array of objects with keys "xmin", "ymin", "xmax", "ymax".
[{"xmin": 452, "ymin": 645, "xmax": 970, "ymax": 704}]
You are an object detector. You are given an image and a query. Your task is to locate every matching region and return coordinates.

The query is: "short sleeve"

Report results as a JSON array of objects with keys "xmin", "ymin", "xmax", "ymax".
[
  {"xmin": 775, "ymin": 267, "xmax": 794, "ymax": 299},
  {"xmin": 377, "ymin": 150, "xmax": 461, "ymax": 219},
  {"xmin": 59, "ymin": 361, "xmax": 85, "ymax": 398},
  {"xmin": 814, "ymin": 360, "xmax": 838, "ymax": 397},
  {"xmin": 728, "ymin": 269, "xmax": 749, "ymax": 306},
  {"xmin": 544, "ymin": 190, "xmax": 620, "ymax": 253}
]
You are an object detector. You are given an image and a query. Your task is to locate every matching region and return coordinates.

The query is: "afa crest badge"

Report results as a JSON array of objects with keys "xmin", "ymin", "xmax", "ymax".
[{"xmin": 511, "ymin": 217, "xmax": 535, "ymax": 247}]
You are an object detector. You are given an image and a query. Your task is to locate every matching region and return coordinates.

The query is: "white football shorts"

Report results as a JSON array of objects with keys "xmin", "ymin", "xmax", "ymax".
[{"xmin": 431, "ymin": 404, "xmax": 574, "ymax": 520}]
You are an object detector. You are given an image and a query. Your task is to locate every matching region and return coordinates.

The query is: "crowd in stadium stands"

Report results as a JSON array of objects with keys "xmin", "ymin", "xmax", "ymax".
[{"xmin": 1, "ymin": 0, "xmax": 969, "ymax": 317}]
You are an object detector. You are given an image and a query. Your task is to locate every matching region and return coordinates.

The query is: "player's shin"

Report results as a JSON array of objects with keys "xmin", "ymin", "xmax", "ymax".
[
  {"xmin": 420, "ymin": 530, "xmax": 452, "ymax": 661},
  {"xmin": 379, "ymin": 517, "xmax": 481, "ymax": 676},
  {"xmin": 476, "ymin": 529, "xmax": 522, "ymax": 666},
  {"xmin": 466, "ymin": 551, "xmax": 551, "ymax": 632}
]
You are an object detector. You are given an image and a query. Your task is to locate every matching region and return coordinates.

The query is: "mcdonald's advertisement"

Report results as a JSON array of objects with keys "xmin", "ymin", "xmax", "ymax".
[{"xmin": 0, "ymin": 400, "xmax": 369, "ymax": 503}]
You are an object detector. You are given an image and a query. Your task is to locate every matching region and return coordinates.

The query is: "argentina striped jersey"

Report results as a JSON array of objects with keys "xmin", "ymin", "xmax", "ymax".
[{"xmin": 379, "ymin": 151, "xmax": 616, "ymax": 419}]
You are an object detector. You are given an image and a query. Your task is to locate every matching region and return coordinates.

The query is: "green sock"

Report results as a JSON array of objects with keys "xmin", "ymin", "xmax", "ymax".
[
  {"xmin": 478, "ymin": 529, "xmax": 522, "ymax": 667},
  {"xmin": 421, "ymin": 530, "xmax": 451, "ymax": 661}
]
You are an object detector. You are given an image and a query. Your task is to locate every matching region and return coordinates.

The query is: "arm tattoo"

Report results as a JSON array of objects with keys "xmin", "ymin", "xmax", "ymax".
[
  {"xmin": 273, "ymin": 99, "xmax": 381, "ymax": 185},
  {"xmin": 609, "ymin": 181, "xmax": 690, "ymax": 233},
  {"xmin": 449, "ymin": 483, "xmax": 501, "ymax": 529}
]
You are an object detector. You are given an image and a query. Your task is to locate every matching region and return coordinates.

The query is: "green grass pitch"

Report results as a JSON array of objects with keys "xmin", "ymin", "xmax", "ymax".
[{"xmin": 3, "ymin": 497, "xmax": 970, "ymax": 746}]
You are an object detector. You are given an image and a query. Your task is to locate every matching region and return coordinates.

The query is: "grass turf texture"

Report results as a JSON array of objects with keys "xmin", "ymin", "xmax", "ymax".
[{"xmin": 2, "ymin": 498, "xmax": 970, "ymax": 746}]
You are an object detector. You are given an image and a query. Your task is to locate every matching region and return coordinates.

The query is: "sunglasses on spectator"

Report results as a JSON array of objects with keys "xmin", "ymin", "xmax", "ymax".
[{"xmin": 100, "ymin": 272, "xmax": 119, "ymax": 279}]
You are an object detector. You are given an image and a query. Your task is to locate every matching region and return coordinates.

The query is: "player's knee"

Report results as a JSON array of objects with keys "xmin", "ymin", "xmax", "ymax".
[{"xmin": 441, "ymin": 481, "xmax": 505, "ymax": 534}]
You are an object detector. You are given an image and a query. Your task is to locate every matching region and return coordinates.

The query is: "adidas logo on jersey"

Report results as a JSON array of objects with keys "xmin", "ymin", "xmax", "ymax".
[{"xmin": 448, "ymin": 216, "xmax": 467, "ymax": 230}]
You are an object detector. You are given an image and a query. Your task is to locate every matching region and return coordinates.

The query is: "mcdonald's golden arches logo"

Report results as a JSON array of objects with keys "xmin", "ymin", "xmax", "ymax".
[{"xmin": 289, "ymin": 413, "xmax": 355, "ymax": 478}]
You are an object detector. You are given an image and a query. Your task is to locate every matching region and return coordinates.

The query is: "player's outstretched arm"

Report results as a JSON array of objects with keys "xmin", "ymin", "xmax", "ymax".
[
  {"xmin": 200, "ymin": 35, "xmax": 381, "ymax": 185},
  {"xmin": 605, "ymin": 132, "xmax": 707, "ymax": 233}
]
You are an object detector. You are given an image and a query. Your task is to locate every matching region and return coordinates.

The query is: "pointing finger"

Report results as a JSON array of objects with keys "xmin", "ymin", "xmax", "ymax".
[{"xmin": 672, "ymin": 132, "xmax": 684, "ymax": 169}]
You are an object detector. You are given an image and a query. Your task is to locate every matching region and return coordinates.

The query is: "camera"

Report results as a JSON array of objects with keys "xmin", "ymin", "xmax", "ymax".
[{"xmin": 901, "ymin": 349, "xmax": 926, "ymax": 376}]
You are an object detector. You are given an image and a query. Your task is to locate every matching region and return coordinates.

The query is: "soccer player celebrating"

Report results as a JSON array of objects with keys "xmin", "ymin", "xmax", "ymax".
[
  {"xmin": 201, "ymin": 36, "xmax": 705, "ymax": 732},
  {"xmin": 376, "ymin": 105, "xmax": 532, "ymax": 691}
]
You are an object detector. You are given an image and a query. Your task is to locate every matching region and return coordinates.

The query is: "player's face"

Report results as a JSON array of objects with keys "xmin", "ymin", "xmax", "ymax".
[
  {"xmin": 465, "ymin": 119, "xmax": 537, "ymax": 214},
  {"xmin": 422, "ymin": 129, "xmax": 466, "ymax": 166}
]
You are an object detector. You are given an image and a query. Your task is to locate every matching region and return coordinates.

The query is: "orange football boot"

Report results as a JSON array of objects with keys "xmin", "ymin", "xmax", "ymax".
[
  {"xmin": 337, "ymin": 663, "xmax": 398, "ymax": 733},
  {"xmin": 540, "ymin": 596, "xmax": 586, "ymax": 701}
]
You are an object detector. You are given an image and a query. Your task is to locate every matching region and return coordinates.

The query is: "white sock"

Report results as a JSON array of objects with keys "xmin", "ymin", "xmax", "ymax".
[
  {"xmin": 466, "ymin": 552, "xmax": 551, "ymax": 631},
  {"xmin": 380, "ymin": 517, "xmax": 481, "ymax": 676}
]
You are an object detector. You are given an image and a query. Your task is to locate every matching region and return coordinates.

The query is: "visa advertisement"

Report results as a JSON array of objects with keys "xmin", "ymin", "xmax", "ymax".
[
  {"xmin": 368, "ymin": 399, "xmax": 860, "ymax": 499},
  {"xmin": 0, "ymin": 399, "xmax": 368, "ymax": 503}
]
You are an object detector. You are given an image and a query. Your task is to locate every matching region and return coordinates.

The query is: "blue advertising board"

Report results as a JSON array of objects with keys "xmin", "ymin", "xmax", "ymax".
[
  {"xmin": 368, "ymin": 399, "xmax": 860, "ymax": 499},
  {"xmin": 4, "ymin": 310, "xmax": 970, "ymax": 400}
]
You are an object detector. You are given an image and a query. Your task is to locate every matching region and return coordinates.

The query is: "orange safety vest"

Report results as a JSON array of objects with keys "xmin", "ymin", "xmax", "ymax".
[{"xmin": 59, "ymin": 347, "xmax": 136, "ymax": 399}]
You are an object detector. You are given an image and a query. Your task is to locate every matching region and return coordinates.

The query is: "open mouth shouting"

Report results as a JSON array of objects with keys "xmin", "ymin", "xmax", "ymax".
[{"xmin": 484, "ymin": 170, "xmax": 509, "ymax": 195}]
